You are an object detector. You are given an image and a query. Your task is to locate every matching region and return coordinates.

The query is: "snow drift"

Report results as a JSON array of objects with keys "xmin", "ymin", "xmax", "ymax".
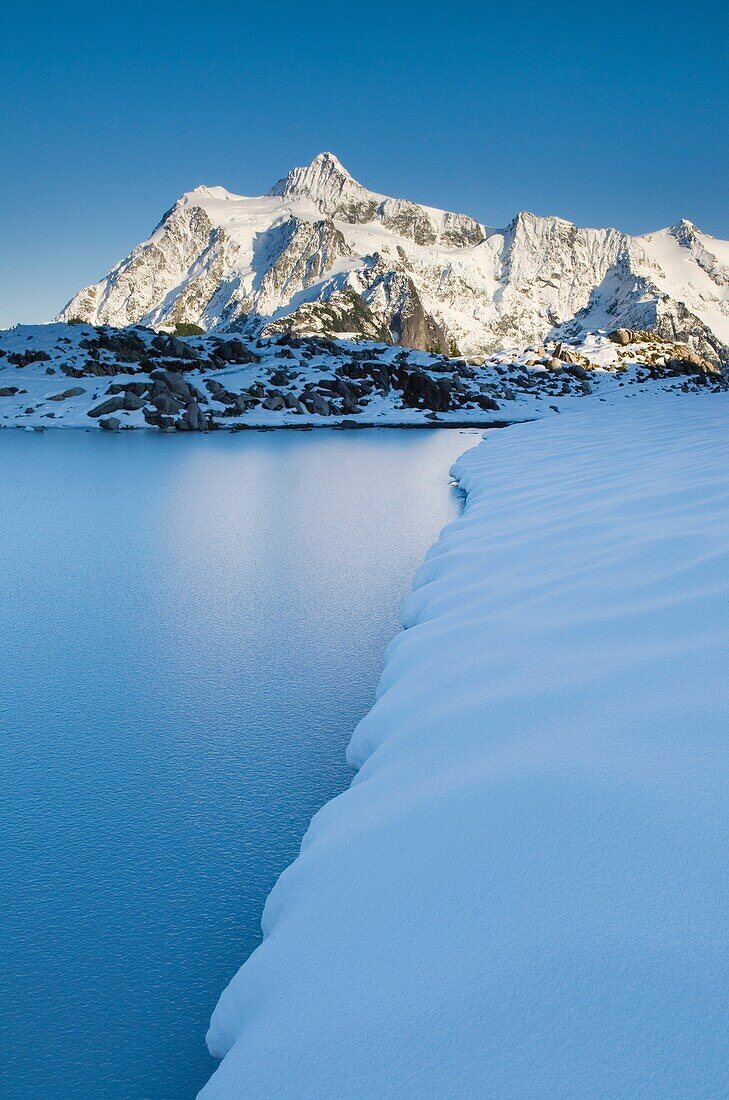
[{"xmin": 201, "ymin": 395, "xmax": 729, "ymax": 1098}]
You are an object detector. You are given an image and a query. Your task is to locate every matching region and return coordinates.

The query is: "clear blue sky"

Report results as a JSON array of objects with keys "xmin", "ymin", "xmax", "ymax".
[{"xmin": 1, "ymin": 0, "xmax": 727, "ymax": 327}]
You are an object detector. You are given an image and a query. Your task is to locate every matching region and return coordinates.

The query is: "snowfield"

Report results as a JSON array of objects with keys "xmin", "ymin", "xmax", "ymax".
[{"xmin": 201, "ymin": 395, "xmax": 729, "ymax": 1098}]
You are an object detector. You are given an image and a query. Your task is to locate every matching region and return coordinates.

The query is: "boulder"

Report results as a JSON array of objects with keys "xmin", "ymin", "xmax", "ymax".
[
  {"xmin": 234, "ymin": 395, "xmax": 256, "ymax": 413},
  {"xmin": 80, "ymin": 358, "xmax": 129, "ymax": 377},
  {"xmin": 211, "ymin": 338, "xmax": 258, "ymax": 364},
  {"xmin": 106, "ymin": 381, "xmax": 151, "ymax": 397},
  {"xmin": 400, "ymin": 370, "xmax": 451, "ymax": 412},
  {"xmin": 99, "ymin": 416, "xmax": 121, "ymax": 431},
  {"xmin": 150, "ymin": 369, "xmax": 193, "ymax": 399},
  {"xmin": 86, "ymin": 330, "xmax": 148, "ymax": 362},
  {"xmin": 143, "ymin": 409, "xmax": 175, "ymax": 430},
  {"xmin": 8, "ymin": 350, "xmax": 51, "ymax": 367},
  {"xmin": 475, "ymin": 395, "xmax": 500, "ymax": 411},
  {"xmin": 205, "ymin": 379, "xmax": 236, "ymax": 403},
  {"xmin": 309, "ymin": 393, "xmax": 332, "ymax": 416},
  {"xmin": 48, "ymin": 387, "xmax": 86, "ymax": 401},
  {"xmin": 178, "ymin": 400, "xmax": 207, "ymax": 431},
  {"xmin": 123, "ymin": 392, "xmax": 147, "ymax": 411},
  {"xmin": 262, "ymin": 395, "xmax": 286, "ymax": 411},
  {"xmin": 88, "ymin": 396, "xmax": 125, "ymax": 418},
  {"xmin": 152, "ymin": 393, "xmax": 184, "ymax": 415},
  {"xmin": 566, "ymin": 364, "xmax": 590, "ymax": 380}
]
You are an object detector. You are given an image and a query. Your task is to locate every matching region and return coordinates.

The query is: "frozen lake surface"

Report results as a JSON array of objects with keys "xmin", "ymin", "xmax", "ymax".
[{"xmin": 0, "ymin": 426, "xmax": 476, "ymax": 1099}]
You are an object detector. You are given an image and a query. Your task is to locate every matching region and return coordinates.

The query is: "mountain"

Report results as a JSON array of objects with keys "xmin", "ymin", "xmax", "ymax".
[{"xmin": 58, "ymin": 152, "xmax": 729, "ymax": 364}]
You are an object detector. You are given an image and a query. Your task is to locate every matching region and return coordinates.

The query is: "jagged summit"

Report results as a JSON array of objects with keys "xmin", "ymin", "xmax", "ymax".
[
  {"xmin": 269, "ymin": 151, "xmax": 377, "ymax": 222},
  {"xmin": 269, "ymin": 152, "xmax": 356, "ymax": 195},
  {"xmin": 57, "ymin": 154, "xmax": 729, "ymax": 364}
]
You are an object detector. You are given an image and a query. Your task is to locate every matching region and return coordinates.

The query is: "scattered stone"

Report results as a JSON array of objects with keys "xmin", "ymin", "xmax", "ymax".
[
  {"xmin": 48, "ymin": 387, "xmax": 86, "ymax": 401},
  {"xmin": 85, "ymin": 330, "xmax": 148, "ymax": 362},
  {"xmin": 8, "ymin": 349, "xmax": 52, "ymax": 367},
  {"xmin": 210, "ymin": 338, "xmax": 259, "ymax": 364},
  {"xmin": 262, "ymin": 395, "xmax": 286, "ymax": 411}
]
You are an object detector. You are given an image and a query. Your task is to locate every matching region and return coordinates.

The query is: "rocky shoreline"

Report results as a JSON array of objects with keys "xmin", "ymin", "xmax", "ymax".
[{"xmin": 0, "ymin": 323, "xmax": 723, "ymax": 434}]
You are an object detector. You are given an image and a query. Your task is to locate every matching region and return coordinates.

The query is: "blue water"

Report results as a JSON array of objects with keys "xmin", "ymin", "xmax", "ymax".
[{"xmin": 0, "ymin": 427, "xmax": 476, "ymax": 1099}]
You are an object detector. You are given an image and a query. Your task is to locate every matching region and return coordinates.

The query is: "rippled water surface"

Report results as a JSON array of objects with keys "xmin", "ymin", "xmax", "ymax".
[{"xmin": 0, "ymin": 427, "xmax": 477, "ymax": 1098}]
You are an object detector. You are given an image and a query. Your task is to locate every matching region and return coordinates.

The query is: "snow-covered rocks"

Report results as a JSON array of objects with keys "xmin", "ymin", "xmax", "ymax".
[
  {"xmin": 57, "ymin": 154, "xmax": 729, "ymax": 365},
  {"xmin": 201, "ymin": 393, "xmax": 729, "ymax": 1098},
  {"xmin": 0, "ymin": 323, "xmax": 723, "ymax": 432}
]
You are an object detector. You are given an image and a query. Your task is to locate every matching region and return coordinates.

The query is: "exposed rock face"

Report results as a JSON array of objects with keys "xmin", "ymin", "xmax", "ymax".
[
  {"xmin": 439, "ymin": 210, "xmax": 485, "ymax": 248},
  {"xmin": 669, "ymin": 219, "xmax": 729, "ymax": 286},
  {"xmin": 70, "ymin": 204, "xmax": 221, "ymax": 329},
  {"xmin": 262, "ymin": 289, "xmax": 391, "ymax": 344},
  {"xmin": 253, "ymin": 218, "xmax": 351, "ymax": 316},
  {"xmin": 364, "ymin": 269, "xmax": 448, "ymax": 353},
  {"xmin": 58, "ymin": 154, "xmax": 729, "ymax": 364}
]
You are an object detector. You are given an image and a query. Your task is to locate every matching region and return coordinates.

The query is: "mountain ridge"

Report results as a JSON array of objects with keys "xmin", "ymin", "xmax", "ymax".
[{"xmin": 58, "ymin": 153, "xmax": 729, "ymax": 364}]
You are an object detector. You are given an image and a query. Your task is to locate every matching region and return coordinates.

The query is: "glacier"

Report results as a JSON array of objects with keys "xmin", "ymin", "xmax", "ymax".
[{"xmin": 200, "ymin": 393, "xmax": 729, "ymax": 1098}]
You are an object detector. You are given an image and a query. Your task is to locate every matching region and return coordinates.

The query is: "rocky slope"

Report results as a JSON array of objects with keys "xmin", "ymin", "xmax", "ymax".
[
  {"xmin": 0, "ymin": 322, "xmax": 722, "ymax": 433},
  {"xmin": 57, "ymin": 154, "xmax": 729, "ymax": 366}
]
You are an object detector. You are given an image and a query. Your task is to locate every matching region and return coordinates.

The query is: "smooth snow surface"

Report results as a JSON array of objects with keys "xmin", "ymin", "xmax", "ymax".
[{"xmin": 203, "ymin": 395, "xmax": 729, "ymax": 1098}]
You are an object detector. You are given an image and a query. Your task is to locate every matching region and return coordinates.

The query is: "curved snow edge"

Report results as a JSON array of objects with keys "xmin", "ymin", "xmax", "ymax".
[
  {"xmin": 201, "ymin": 435, "xmax": 483, "ymax": 1064},
  {"xmin": 201, "ymin": 395, "xmax": 729, "ymax": 1098}
]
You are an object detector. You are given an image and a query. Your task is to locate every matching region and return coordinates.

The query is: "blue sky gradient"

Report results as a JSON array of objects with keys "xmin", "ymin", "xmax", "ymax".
[{"xmin": 1, "ymin": 0, "xmax": 727, "ymax": 326}]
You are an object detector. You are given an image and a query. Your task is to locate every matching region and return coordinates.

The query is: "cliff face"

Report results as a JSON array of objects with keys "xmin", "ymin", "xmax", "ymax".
[{"xmin": 58, "ymin": 153, "xmax": 729, "ymax": 363}]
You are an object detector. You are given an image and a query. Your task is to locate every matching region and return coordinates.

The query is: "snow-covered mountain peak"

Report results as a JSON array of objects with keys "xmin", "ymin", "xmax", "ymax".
[
  {"xmin": 268, "ymin": 151, "xmax": 378, "ymax": 223},
  {"xmin": 668, "ymin": 218, "xmax": 700, "ymax": 244},
  {"xmin": 184, "ymin": 184, "xmax": 240, "ymax": 203},
  {"xmin": 56, "ymin": 155, "xmax": 729, "ymax": 366},
  {"xmin": 269, "ymin": 151, "xmax": 357, "ymax": 195}
]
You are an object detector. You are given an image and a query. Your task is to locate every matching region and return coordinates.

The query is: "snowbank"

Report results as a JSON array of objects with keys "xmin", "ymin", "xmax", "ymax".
[{"xmin": 202, "ymin": 395, "xmax": 729, "ymax": 1098}]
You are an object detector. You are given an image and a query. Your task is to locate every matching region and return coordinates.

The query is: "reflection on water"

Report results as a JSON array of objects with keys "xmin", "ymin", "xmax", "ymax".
[{"xmin": 0, "ymin": 427, "xmax": 477, "ymax": 1098}]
